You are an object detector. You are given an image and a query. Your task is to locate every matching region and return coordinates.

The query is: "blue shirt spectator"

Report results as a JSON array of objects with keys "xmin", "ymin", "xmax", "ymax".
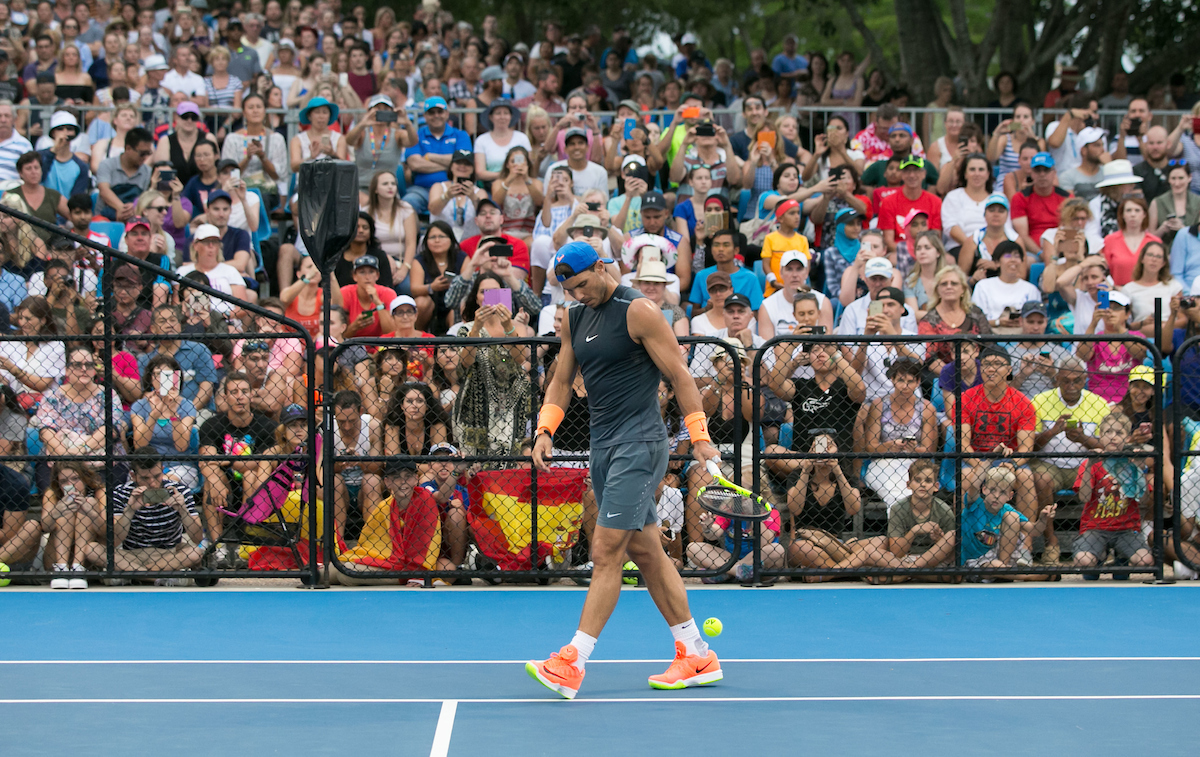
[
  {"xmin": 402, "ymin": 97, "xmax": 473, "ymax": 215},
  {"xmin": 1170, "ymin": 227, "xmax": 1200, "ymax": 295},
  {"xmin": 772, "ymin": 50, "xmax": 809, "ymax": 79},
  {"xmin": 38, "ymin": 148, "xmax": 91, "ymax": 199},
  {"xmin": 0, "ymin": 268, "xmax": 26, "ymax": 312},
  {"xmin": 689, "ymin": 264, "xmax": 763, "ymax": 310},
  {"xmin": 960, "ymin": 497, "xmax": 1026, "ymax": 562}
]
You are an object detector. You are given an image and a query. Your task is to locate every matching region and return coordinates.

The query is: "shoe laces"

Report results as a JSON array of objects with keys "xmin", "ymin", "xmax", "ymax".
[{"xmin": 546, "ymin": 645, "xmax": 579, "ymax": 675}]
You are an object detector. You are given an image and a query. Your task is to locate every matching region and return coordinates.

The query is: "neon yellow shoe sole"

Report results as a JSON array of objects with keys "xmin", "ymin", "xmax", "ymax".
[{"xmin": 526, "ymin": 661, "xmax": 580, "ymax": 699}]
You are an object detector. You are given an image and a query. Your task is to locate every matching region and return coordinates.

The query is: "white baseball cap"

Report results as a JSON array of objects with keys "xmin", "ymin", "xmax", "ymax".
[
  {"xmin": 1106, "ymin": 290, "xmax": 1131, "ymax": 308},
  {"xmin": 389, "ymin": 294, "xmax": 417, "ymax": 312},
  {"xmin": 864, "ymin": 257, "xmax": 894, "ymax": 279},
  {"xmin": 779, "ymin": 250, "xmax": 809, "ymax": 269},
  {"xmin": 1077, "ymin": 126, "xmax": 1107, "ymax": 146},
  {"xmin": 194, "ymin": 223, "xmax": 221, "ymax": 242}
]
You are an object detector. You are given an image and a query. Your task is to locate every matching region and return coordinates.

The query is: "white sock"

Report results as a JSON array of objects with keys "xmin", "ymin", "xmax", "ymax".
[
  {"xmin": 569, "ymin": 630, "xmax": 597, "ymax": 670},
  {"xmin": 670, "ymin": 618, "xmax": 708, "ymax": 657},
  {"xmin": 53, "ymin": 563, "xmax": 67, "ymax": 572}
]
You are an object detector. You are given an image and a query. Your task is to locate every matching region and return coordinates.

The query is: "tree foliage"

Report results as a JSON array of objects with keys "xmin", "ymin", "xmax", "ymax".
[{"xmin": 374, "ymin": 0, "xmax": 1200, "ymax": 105}]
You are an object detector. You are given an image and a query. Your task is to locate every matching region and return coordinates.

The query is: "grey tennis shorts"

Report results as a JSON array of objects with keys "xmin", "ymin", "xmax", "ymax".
[{"xmin": 590, "ymin": 438, "xmax": 669, "ymax": 531}]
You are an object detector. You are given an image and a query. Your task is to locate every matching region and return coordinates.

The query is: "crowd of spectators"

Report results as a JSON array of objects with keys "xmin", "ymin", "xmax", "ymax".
[{"xmin": 0, "ymin": 1, "xmax": 1198, "ymax": 586}]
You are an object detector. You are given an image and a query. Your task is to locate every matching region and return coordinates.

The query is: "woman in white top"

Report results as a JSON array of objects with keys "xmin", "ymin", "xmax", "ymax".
[
  {"xmin": 89, "ymin": 103, "xmax": 138, "ymax": 174},
  {"xmin": 286, "ymin": 54, "xmax": 327, "ymax": 109},
  {"xmin": 0, "ymin": 297, "xmax": 65, "ymax": 393},
  {"xmin": 428, "ymin": 151, "xmax": 489, "ymax": 241},
  {"xmin": 1055, "ymin": 254, "xmax": 1114, "ymax": 335},
  {"xmin": 942, "ymin": 155, "xmax": 1007, "ymax": 254},
  {"xmin": 270, "ymin": 40, "xmax": 302, "ymax": 99},
  {"xmin": 473, "ymin": 100, "xmax": 530, "ymax": 182},
  {"xmin": 223, "ymin": 94, "xmax": 289, "ymax": 205},
  {"xmin": 690, "ymin": 277, "xmax": 731, "ymax": 337},
  {"xmin": 926, "ymin": 106, "xmax": 966, "ymax": 168},
  {"xmin": 289, "ymin": 96, "xmax": 347, "ymax": 172},
  {"xmin": 363, "ymin": 170, "xmax": 417, "ymax": 284},
  {"xmin": 757, "ymin": 251, "xmax": 833, "ymax": 339},
  {"xmin": 177, "ymin": 232, "xmax": 249, "ymax": 314},
  {"xmin": 801, "ymin": 115, "xmax": 864, "ymax": 182},
  {"xmin": 1121, "ymin": 240, "xmax": 1183, "ymax": 332}
]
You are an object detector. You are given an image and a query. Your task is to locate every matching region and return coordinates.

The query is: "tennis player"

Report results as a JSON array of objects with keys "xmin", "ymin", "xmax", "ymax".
[{"xmin": 526, "ymin": 241, "xmax": 722, "ymax": 699}]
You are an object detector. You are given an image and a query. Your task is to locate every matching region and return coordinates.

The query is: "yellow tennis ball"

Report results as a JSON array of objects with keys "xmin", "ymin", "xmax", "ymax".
[
  {"xmin": 703, "ymin": 617, "xmax": 722, "ymax": 637},
  {"xmin": 0, "ymin": 562, "xmax": 10, "ymax": 587},
  {"xmin": 622, "ymin": 561, "xmax": 638, "ymax": 585}
]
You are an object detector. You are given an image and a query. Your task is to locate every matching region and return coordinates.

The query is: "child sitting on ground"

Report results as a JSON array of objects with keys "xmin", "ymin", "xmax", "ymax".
[{"xmin": 961, "ymin": 461, "xmax": 1056, "ymax": 579}]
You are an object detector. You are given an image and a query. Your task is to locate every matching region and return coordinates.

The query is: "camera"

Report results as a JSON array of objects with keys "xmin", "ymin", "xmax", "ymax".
[
  {"xmin": 1128, "ymin": 118, "xmax": 1143, "ymax": 134},
  {"xmin": 1182, "ymin": 296, "xmax": 1197, "ymax": 309},
  {"xmin": 375, "ymin": 110, "xmax": 398, "ymax": 123},
  {"xmin": 695, "ymin": 121, "xmax": 715, "ymax": 138}
]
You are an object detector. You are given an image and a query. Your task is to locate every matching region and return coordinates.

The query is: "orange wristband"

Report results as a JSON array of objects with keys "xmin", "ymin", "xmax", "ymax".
[
  {"xmin": 536, "ymin": 404, "xmax": 565, "ymax": 437},
  {"xmin": 684, "ymin": 411, "xmax": 711, "ymax": 443}
]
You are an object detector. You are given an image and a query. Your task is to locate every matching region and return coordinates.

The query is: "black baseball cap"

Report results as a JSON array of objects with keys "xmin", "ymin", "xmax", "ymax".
[
  {"xmin": 451, "ymin": 149, "xmax": 474, "ymax": 164},
  {"xmin": 384, "ymin": 459, "xmax": 418, "ymax": 476},
  {"xmin": 877, "ymin": 286, "xmax": 906, "ymax": 306},
  {"xmin": 476, "ymin": 197, "xmax": 501, "ymax": 214},
  {"xmin": 641, "ymin": 191, "xmax": 668, "ymax": 212},
  {"xmin": 353, "ymin": 254, "xmax": 379, "ymax": 270},
  {"xmin": 724, "ymin": 292, "xmax": 752, "ymax": 309}
]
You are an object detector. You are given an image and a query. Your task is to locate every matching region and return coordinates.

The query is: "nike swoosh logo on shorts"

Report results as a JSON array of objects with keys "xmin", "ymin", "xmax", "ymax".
[{"xmin": 607, "ymin": 512, "xmax": 621, "ymax": 518}]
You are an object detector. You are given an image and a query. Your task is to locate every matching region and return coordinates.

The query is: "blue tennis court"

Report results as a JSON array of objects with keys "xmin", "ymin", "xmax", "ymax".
[{"xmin": 2, "ymin": 585, "xmax": 1198, "ymax": 755}]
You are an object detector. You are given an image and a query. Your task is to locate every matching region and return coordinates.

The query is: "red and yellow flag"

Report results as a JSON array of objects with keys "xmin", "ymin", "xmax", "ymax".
[{"xmin": 467, "ymin": 469, "xmax": 588, "ymax": 570}]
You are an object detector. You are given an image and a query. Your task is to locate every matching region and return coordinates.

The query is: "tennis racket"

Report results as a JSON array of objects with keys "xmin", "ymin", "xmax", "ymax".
[{"xmin": 696, "ymin": 459, "xmax": 773, "ymax": 522}]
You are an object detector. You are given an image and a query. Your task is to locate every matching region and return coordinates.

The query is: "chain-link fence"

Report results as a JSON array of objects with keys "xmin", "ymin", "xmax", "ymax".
[
  {"xmin": 0, "ymin": 198, "xmax": 320, "ymax": 588},
  {"xmin": 751, "ymin": 333, "xmax": 1168, "ymax": 584},
  {"xmin": 324, "ymin": 335, "xmax": 746, "ymax": 585},
  {"xmin": 1171, "ymin": 335, "xmax": 1200, "ymax": 578}
]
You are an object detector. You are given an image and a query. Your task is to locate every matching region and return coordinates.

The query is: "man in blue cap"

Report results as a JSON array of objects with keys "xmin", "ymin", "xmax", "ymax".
[
  {"xmin": 402, "ymin": 95, "xmax": 472, "ymax": 215},
  {"xmin": 526, "ymin": 241, "xmax": 722, "ymax": 700},
  {"xmin": 1011, "ymin": 151, "xmax": 1068, "ymax": 254}
]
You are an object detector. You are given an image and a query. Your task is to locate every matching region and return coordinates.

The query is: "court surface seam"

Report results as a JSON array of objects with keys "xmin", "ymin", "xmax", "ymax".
[
  {"xmin": 5, "ymin": 656, "xmax": 1199, "ymax": 664},
  {"xmin": 5, "ymin": 695, "xmax": 1200, "ymax": 704}
]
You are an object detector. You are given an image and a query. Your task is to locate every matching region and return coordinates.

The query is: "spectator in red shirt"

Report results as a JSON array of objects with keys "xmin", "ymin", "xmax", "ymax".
[
  {"xmin": 341, "ymin": 254, "xmax": 397, "ymax": 340},
  {"xmin": 1072, "ymin": 412, "xmax": 1152, "ymax": 572},
  {"xmin": 1011, "ymin": 152, "xmax": 1070, "ymax": 254},
  {"xmin": 959, "ymin": 345, "xmax": 1039, "ymax": 535},
  {"xmin": 879, "ymin": 156, "xmax": 942, "ymax": 252},
  {"xmin": 459, "ymin": 198, "xmax": 531, "ymax": 275}
]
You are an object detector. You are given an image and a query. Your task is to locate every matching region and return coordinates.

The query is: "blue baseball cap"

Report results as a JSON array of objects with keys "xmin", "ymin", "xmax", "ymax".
[
  {"xmin": 552, "ymin": 241, "xmax": 613, "ymax": 283},
  {"xmin": 1031, "ymin": 152, "xmax": 1055, "ymax": 169},
  {"xmin": 423, "ymin": 96, "xmax": 448, "ymax": 112},
  {"xmin": 984, "ymin": 192, "xmax": 1009, "ymax": 210}
]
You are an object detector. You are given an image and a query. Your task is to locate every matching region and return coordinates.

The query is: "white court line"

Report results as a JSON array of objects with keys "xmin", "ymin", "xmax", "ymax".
[
  {"xmin": 2, "ymin": 695, "xmax": 1199, "ymax": 705},
  {"xmin": 2, "ymin": 656, "xmax": 1200, "ymax": 665},
  {"xmin": 430, "ymin": 700, "xmax": 456, "ymax": 757}
]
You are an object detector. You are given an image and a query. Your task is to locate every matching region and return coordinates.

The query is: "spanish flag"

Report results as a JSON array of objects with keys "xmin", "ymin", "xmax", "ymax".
[
  {"xmin": 467, "ymin": 469, "xmax": 589, "ymax": 570},
  {"xmin": 342, "ymin": 487, "xmax": 442, "ymax": 571}
]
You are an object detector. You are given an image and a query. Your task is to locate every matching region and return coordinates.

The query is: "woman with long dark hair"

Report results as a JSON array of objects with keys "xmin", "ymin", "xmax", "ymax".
[
  {"xmin": 332, "ymin": 212, "xmax": 394, "ymax": 290},
  {"xmin": 410, "ymin": 221, "xmax": 467, "ymax": 333},
  {"xmin": 383, "ymin": 381, "xmax": 449, "ymax": 459},
  {"xmin": 453, "ymin": 273, "xmax": 532, "ymax": 458}
]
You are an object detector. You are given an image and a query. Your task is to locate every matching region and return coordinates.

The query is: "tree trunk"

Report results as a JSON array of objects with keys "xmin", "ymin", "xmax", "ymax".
[{"xmin": 893, "ymin": 0, "xmax": 953, "ymax": 103}]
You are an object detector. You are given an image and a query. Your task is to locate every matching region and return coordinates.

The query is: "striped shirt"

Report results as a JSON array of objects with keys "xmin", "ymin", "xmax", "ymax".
[
  {"xmin": 204, "ymin": 74, "xmax": 244, "ymax": 109},
  {"xmin": 111, "ymin": 479, "xmax": 198, "ymax": 550},
  {"xmin": 0, "ymin": 132, "xmax": 33, "ymax": 182}
]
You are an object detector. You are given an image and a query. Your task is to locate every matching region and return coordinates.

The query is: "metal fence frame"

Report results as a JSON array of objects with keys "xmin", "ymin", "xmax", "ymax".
[
  {"xmin": 750, "ymin": 333, "xmax": 1169, "ymax": 583},
  {"xmin": 323, "ymin": 334, "xmax": 747, "ymax": 584},
  {"xmin": 1172, "ymin": 335, "xmax": 1200, "ymax": 576},
  {"xmin": 0, "ymin": 200, "xmax": 322, "ymax": 586}
]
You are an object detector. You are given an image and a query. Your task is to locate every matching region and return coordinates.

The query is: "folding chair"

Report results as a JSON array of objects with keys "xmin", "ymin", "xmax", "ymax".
[{"xmin": 197, "ymin": 439, "xmax": 319, "ymax": 585}]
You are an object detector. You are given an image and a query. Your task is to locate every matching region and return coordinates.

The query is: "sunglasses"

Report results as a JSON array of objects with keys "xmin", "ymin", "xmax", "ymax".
[
  {"xmin": 243, "ymin": 340, "xmax": 270, "ymax": 352},
  {"xmin": 66, "ymin": 361, "xmax": 93, "ymax": 370},
  {"xmin": 179, "ymin": 112, "xmax": 200, "ymax": 121},
  {"xmin": 148, "ymin": 204, "xmax": 169, "ymax": 212},
  {"xmin": 1168, "ymin": 159, "xmax": 1188, "ymax": 167}
]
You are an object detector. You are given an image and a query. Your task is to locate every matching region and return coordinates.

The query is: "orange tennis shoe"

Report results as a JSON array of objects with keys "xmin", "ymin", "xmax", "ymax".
[
  {"xmin": 648, "ymin": 641, "xmax": 723, "ymax": 689},
  {"xmin": 526, "ymin": 644, "xmax": 585, "ymax": 699}
]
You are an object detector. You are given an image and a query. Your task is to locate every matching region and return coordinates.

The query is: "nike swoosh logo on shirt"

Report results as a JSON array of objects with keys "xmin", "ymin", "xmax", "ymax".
[{"xmin": 586, "ymin": 335, "xmax": 599, "ymax": 342}]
